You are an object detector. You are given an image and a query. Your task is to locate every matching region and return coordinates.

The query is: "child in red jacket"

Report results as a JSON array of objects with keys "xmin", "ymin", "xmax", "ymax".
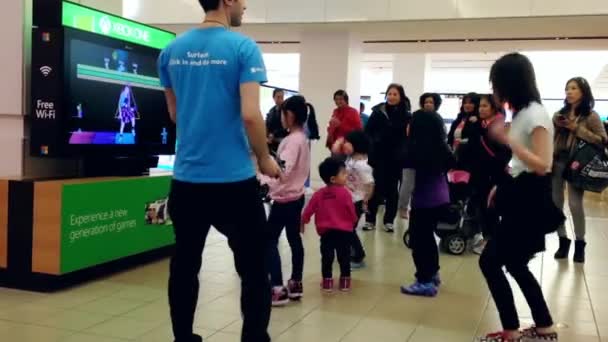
[{"xmin": 301, "ymin": 157, "xmax": 358, "ymax": 292}]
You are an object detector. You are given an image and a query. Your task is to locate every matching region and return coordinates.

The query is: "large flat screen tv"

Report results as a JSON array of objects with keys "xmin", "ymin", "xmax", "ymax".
[
  {"xmin": 62, "ymin": 28, "xmax": 176, "ymax": 156},
  {"xmin": 30, "ymin": 1, "xmax": 176, "ymax": 158}
]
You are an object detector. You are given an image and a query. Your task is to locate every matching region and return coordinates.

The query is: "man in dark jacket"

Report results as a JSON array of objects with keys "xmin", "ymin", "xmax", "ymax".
[{"xmin": 266, "ymin": 89, "xmax": 288, "ymax": 154}]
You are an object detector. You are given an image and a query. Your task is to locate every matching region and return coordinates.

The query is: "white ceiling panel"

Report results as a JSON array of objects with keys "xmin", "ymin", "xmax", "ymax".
[
  {"xmin": 531, "ymin": 0, "xmax": 608, "ymax": 16},
  {"xmin": 325, "ymin": 0, "xmax": 390, "ymax": 22},
  {"xmin": 265, "ymin": 0, "xmax": 325, "ymax": 23},
  {"xmin": 120, "ymin": 0, "xmax": 608, "ymax": 24},
  {"xmin": 389, "ymin": 0, "xmax": 460, "ymax": 20},
  {"xmin": 457, "ymin": 0, "xmax": 531, "ymax": 18},
  {"xmin": 243, "ymin": 0, "xmax": 268, "ymax": 23}
]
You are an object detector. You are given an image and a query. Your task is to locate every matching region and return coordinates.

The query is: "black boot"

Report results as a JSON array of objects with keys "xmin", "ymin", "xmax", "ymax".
[
  {"xmin": 554, "ymin": 237, "xmax": 571, "ymax": 259},
  {"xmin": 574, "ymin": 240, "xmax": 587, "ymax": 263}
]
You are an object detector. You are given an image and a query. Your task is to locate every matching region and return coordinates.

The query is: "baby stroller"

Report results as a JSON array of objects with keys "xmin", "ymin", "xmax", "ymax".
[{"xmin": 402, "ymin": 170, "xmax": 478, "ymax": 255}]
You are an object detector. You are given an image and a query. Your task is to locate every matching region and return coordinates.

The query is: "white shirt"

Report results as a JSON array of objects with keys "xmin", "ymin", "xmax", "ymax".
[
  {"xmin": 345, "ymin": 157, "xmax": 374, "ymax": 203},
  {"xmin": 508, "ymin": 102, "xmax": 554, "ymax": 177}
]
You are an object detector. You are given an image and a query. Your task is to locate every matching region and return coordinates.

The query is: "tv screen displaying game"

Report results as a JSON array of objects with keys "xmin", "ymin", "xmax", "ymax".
[{"xmin": 63, "ymin": 27, "xmax": 175, "ymax": 155}]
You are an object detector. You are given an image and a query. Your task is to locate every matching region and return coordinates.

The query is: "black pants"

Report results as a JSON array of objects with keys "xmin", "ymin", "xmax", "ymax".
[
  {"xmin": 409, "ymin": 207, "xmax": 441, "ymax": 283},
  {"xmin": 472, "ymin": 179, "xmax": 498, "ymax": 239},
  {"xmin": 321, "ymin": 230, "xmax": 351, "ymax": 279},
  {"xmin": 351, "ymin": 201, "xmax": 366, "ymax": 263},
  {"xmin": 267, "ymin": 197, "xmax": 305, "ymax": 286},
  {"xmin": 366, "ymin": 166, "xmax": 401, "ymax": 225},
  {"xmin": 479, "ymin": 238, "xmax": 553, "ymax": 331},
  {"xmin": 478, "ymin": 202, "xmax": 499, "ymax": 239},
  {"xmin": 168, "ymin": 178, "xmax": 270, "ymax": 342}
]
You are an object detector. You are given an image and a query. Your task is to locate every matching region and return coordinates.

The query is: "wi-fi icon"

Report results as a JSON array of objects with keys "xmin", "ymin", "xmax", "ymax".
[{"xmin": 40, "ymin": 66, "xmax": 53, "ymax": 77}]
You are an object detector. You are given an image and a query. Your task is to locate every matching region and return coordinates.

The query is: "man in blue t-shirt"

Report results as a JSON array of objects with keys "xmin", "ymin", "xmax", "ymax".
[
  {"xmin": 360, "ymin": 102, "xmax": 370, "ymax": 127},
  {"xmin": 158, "ymin": 1, "xmax": 280, "ymax": 341}
]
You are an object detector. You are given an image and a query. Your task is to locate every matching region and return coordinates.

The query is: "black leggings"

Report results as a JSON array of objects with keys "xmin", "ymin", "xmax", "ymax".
[
  {"xmin": 321, "ymin": 230, "xmax": 351, "ymax": 279},
  {"xmin": 479, "ymin": 238, "xmax": 553, "ymax": 330},
  {"xmin": 366, "ymin": 167, "xmax": 401, "ymax": 225},
  {"xmin": 267, "ymin": 197, "xmax": 305, "ymax": 286},
  {"xmin": 408, "ymin": 207, "xmax": 441, "ymax": 283},
  {"xmin": 351, "ymin": 201, "xmax": 366, "ymax": 263},
  {"xmin": 472, "ymin": 179, "xmax": 499, "ymax": 239},
  {"xmin": 168, "ymin": 178, "xmax": 270, "ymax": 342}
]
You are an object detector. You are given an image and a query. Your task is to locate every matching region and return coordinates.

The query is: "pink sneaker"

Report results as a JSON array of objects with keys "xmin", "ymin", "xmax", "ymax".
[
  {"xmin": 321, "ymin": 278, "xmax": 334, "ymax": 292},
  {"xmin": 287, "ymin": 279, "xmax": 303, "ymax": 300},
  {"xmin": 271, "ymin": 286, "xmax": 289, "ymax": 307},
  {"xmin": 339, "ymin": 277, "xmax": 352, "ymax": 292}
]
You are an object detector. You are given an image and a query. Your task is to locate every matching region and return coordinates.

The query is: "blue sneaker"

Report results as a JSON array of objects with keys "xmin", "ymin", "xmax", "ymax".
[
  {"xmin": 400, "ymin": 281, "xmax": 438, "ymax": 297},
  {"xmin": 351, "ymin": 261, "xmax": 366, "ymax": 270},
  {"xmin": 432, "ymin": 274, "xmax": 442, "ymax": 287}
]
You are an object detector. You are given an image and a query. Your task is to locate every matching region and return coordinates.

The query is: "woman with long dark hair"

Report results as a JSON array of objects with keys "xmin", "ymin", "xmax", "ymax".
[
  {"xmin": 364, "ymin": 83, "xmax": 412, "ymax": 233},
  {"xmin": 448, "ymin": 93, "xmax": 483, "ymax": 199},
  {"xmin": 470, "ymin": 94, "xmax": 512, "ymax": 255},
  {"xmin": 400, "ymin": 109, "xmax": 453, "ymax": 297},
  {"xmin": 448, "ymin": 92, "xmax": 481, "ymax": 151},
  {"xmin": 479, "ymin": 53, "xmax": 564, "ymax": 342},
  {"xmin": 552, "ymin": 77, "xmax": 607, "ymax": 263}
]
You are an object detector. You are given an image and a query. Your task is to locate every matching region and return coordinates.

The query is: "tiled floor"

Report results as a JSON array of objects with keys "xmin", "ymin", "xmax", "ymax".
[{"xmin": 1, "ymin": 199, "xmax": 607, "ymax": 341}]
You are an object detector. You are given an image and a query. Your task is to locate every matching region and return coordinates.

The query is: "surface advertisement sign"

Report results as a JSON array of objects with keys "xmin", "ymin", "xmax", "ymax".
[{"xmin": 60, "ymin": 176, "xmax": 174, "ymax": 273}]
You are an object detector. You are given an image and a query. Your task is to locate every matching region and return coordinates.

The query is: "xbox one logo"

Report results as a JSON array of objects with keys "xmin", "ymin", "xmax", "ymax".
[
  {"xmin": 99, "ymin": 16, "xmax": 112, "ymax": 35},
  {"xmin": 97, "ymin": 15, "xmax": 151, "ymax": 43}
]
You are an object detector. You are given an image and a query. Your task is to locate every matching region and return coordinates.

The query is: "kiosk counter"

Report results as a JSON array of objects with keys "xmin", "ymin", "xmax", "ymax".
[{"xmin": 1, "ymin": 175, "xmax": 174, "ymax": 290}]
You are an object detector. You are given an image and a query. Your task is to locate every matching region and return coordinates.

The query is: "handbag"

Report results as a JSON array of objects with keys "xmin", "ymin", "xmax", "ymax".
[{"xmin": 563, "ymin": 139, "xmax": 608, "ymax": 193}]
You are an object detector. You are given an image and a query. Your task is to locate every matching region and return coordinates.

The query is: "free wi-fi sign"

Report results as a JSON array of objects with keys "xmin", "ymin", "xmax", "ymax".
[{"xmin": 40, "ymin": 66, "xmax": 53, "ymax": 77}]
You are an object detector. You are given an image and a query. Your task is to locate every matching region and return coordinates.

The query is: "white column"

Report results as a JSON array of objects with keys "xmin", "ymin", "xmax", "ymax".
[
  {"xmin": 299, "ymin": 32, "xmax": 362, "ymax": 185},
  {"xmin": 0, "ymin": 0, "xmax": 26, "ymax": 177},
  {"xmin": 392, "ymin": 53, "xmax": 428, "ymax": 112}
]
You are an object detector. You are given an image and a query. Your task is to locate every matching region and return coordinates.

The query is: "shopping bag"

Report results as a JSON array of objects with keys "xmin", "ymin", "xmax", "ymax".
[{"xmin": 563, "ymin": 140, "xmax": 608, "ymax": 193}]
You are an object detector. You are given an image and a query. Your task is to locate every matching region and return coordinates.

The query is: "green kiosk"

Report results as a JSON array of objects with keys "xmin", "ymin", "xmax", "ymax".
[{"xmin": 0, "ymin": 1, "xmax": 177, "ymax": 290}]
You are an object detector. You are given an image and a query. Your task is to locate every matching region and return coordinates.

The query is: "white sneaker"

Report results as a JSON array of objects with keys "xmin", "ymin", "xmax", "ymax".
[
  {"xmin": 473, "ymin": 243, "xmax": 486, "ymax": 255},
  {"xmin": 384, "ymin": 223, "xmax": 395, "ymax": 233},
  {"xmin": 471, "ymin": 233, "xmax": 484, "ymax": 247},
  {"xmin": 362, "ymin": 222, "xmax": 375, "ymax": 231},
  {"xmin": 472, "ymin": 236, "xmax": 487, "ymax": 255}
]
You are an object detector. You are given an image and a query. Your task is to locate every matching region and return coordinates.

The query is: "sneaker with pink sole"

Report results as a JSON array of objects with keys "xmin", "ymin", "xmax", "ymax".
[
  {"xmin": 287, "ymin": 279, "xmax": 303, "ymax": 300},
  {"xmin": 321, "ymin": 278, "xmax": 334, "ymax": 293},
  {"xmin": 339, "ymin": 277, "xmax": 352, "ymax": 292},
  {"xmin": 271, "ymin": 286, "xmax": 289, "ymax": 307}
]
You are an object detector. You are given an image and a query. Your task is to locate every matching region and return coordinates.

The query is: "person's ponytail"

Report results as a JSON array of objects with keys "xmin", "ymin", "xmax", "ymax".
[{"xmin": 306, "ymin": 103, "xmax": 320, "ymax": 140}]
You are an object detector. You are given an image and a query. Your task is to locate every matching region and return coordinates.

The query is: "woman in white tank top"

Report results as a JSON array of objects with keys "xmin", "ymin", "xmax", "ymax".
[{"xmin": 478, "ymin": 53, "xmax": 564, "ymax": 342}]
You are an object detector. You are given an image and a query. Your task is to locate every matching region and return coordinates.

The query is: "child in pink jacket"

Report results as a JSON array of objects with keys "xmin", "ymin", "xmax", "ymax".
[
  {"xmin": 262, "ymin": 96, "xmax": 315, "ymax": 307},
  {"xmin": 301, "ymin": 157, "xmax": 358, "ymax": 292}
]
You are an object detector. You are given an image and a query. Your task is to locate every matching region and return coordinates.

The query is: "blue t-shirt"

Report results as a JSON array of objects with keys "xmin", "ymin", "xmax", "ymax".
[
  {"xmin": 158, "ymin": 28, "xmax": 267, "ymax": 183},
  {"xmin": 360, "ymin": 113, "xmax": 370, "ymax": 127}
]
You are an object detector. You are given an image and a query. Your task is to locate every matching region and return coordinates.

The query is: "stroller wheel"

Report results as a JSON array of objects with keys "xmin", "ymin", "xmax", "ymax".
[
  {"xmin": 445, "ymin": 235, "xmax": 467, "ymax": 255},
  {"xmin": 403, "ymin": 230, "xmax": 411, "ymax": 249}
]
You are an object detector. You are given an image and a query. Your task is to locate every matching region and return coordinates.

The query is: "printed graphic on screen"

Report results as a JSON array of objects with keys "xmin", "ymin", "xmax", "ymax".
[{"xmin": 66, "ymin": 38, "xmax": 173, "ymax": 146}]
